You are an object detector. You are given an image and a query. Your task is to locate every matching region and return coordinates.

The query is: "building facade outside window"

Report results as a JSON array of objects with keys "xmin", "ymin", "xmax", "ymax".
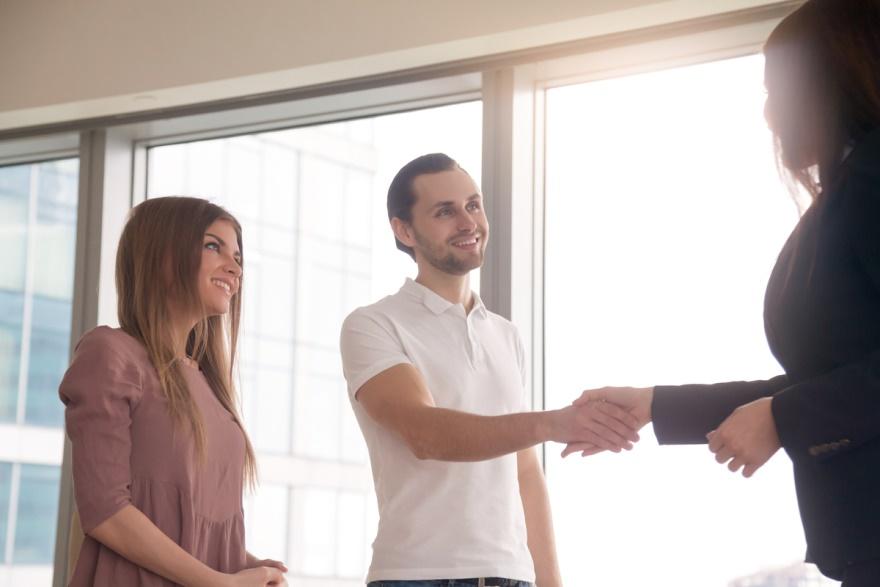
[{"xmin": 0, "ymin": 157, "xmax": 78, "ymax": 587}]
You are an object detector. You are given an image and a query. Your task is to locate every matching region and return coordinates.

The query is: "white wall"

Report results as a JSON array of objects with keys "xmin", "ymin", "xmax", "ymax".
[{"xmin": 0, "ymin": 0, "xmax": 791, "ymax": 130}]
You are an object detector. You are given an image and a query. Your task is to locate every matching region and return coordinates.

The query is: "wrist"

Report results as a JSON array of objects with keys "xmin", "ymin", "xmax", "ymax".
[
  {"xmin": 192, "ymin": 568, "xmax": 228, "ymax": 587},
  {"xmin": 534, "ymin": 410, "xmax": 559, "ymax": 444},
  {"xmin": 640, "ymin": 386, "xmax": 655, "ymax": 423}
]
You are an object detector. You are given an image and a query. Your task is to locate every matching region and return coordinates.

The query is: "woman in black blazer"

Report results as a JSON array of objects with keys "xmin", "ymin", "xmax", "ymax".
[{"xmin": 566, "ymin": 0, "xmax": 880, "ymax": 584}]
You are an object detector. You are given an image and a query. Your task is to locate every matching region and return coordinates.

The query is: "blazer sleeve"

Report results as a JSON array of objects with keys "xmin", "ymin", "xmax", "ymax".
[
  {"xmin": 58, "ymin": 328, "xmax": 144, "ymax": 533},
  {"xmin": 652, "ymin": 375, "xmax": 789, "ymax": 444},
  {"xmin": 771, "ymin": 165, "xmax": 880, "ymax": 462}
]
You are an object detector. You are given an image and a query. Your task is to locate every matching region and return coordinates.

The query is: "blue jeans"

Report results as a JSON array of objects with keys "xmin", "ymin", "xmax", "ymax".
[{"xmin": 367, "ymin": 580, "xmax": 533, "ymax": 587}]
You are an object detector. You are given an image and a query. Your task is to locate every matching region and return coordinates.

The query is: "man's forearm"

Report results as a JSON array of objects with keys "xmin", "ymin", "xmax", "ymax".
[{"xmin": 400, "ymin": 407, "xmax": 557, "ymax": 461}]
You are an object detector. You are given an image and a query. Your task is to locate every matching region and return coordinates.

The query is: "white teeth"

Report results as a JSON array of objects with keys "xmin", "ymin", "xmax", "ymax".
[{"xmin": 211, "ymin": 279, "xmax": 231, "ymax": 293}]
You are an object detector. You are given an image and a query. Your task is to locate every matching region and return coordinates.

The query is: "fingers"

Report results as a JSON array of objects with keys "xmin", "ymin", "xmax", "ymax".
[
  {"xmin": 561, "ymin": 442, "xmax": 597, "ymax": 458},
  {"xmin": 727, "ymin": 457, "xmax": 745, "ymax": 473},
  {"xmin": 706, "ymin": 430, "xmax": 721, "ymax": 453},
  {"xmin": 575, "ymin": 403, "xmax": 636, "ymax": 450},
  {"xmin": 707, "ymin": 429, "xmax": 765, "ymax": 478},
  {"xmin": 580, "ymin": 446, "xmax": 604, "ymax": 457},
  {"xmin": 594, "ymin": 401, "xmax": 641, "ymax": 440},
  {"xmin": 713, "ymin": 445, "xmax": 734, "ymax": 464},
  {"xmin": 263, "ymin": 566, "xmax": 285, "ymax": 584},
  {"xmin": 582, "ymin": 429, "xmax": 625, "ymax": 453},
  {"xmin": 743, "ymin": 463, "xmax": 760, "ymax": 478}
]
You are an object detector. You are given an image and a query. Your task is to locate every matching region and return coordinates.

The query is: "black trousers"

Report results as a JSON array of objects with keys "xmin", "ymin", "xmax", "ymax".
[{"xmin": 842, "ymin": 559, "xmax": 880, "ymax": 587}]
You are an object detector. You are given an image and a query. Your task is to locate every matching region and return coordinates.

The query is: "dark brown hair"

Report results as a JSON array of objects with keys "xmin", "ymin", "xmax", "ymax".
[
  {"xmin": 387, "ymin": 153, "xmax": 464, "ymax": 259},
  {"xmin": 116, "ymin": 196, "xmax": 257, "ymax": 487},
  {"xmin": 764, "ymin": 0, "xmax": 880, "ymax": 199}
]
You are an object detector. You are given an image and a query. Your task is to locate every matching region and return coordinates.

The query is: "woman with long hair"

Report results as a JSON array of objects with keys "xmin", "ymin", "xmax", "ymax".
[
  {"xmin": 569, "ymin": 0, "xmax": 880, "ymax": 584},
  {"xmin": 60, "ymin": 197, "xmax": 287, "ymax": 586}
]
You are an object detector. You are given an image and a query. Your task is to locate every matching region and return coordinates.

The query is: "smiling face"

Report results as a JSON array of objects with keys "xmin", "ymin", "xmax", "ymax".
[
  {"xmin": 196, "ymin": 219, "xmax": 242, "ymax": 317},
  {"xmin": 393, "ymin": 168, "xmax": 488, "ymax": 276}
]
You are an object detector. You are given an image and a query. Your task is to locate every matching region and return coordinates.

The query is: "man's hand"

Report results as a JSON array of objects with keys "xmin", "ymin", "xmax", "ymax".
[
  {"xmin": 707, "ymin": 397, "xmax": 780, "ymax": 478},
  {"xmin": 547, "ymin": 399, "xmax": 641, "ymax": 455},
  {"xmin": 561, "ymin": 386, "xmax": 654, "ymax": 457}
]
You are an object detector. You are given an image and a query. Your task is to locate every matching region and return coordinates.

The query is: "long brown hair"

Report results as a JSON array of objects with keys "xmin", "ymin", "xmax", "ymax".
[
  {"xmin": 116, "ymin": 196, "xmax": 257, "ymax": 487},
  {"xmin": 765, "ymin": 0, "xmax": 880, "ymax": 200}
]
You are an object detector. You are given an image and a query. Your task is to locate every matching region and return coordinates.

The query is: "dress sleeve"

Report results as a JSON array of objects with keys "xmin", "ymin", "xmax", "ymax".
[
  {"xmin": 58, "ymin": 328, "xmax": 143, "ymax": 533},
  {"xmin": 339, "ymin": 309, "xmax": 412, "ymax": 401},
  {"xmin": 652, "ymin": 375, "xmax": 789, "ymax": 444}
]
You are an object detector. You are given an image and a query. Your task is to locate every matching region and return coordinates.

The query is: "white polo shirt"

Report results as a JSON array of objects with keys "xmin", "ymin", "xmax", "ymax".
[{"xmin": 339, "ymin": 278, "xmax": 536, "ymax": 583}]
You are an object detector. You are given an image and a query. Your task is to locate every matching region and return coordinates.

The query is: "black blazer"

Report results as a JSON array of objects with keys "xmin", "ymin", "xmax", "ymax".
[{"xmin": 652, "ymin": 126, "xmax": 880, "ymax": 579}]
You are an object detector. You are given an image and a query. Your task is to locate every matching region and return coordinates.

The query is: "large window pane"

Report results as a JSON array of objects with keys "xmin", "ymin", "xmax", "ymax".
[
  {"xmin": 0, "ymin": 463, "xmax": 11, "ymax": 559},
  {"xmin": 0, "ymin": 292, "xmax": 23, "ymax": 423},
  {"xmin": 244, "ymin": 483, "xmax": 289, "ymax": 564},
  {"xmin": 12, "ymin": 464, "xmax": 60, "ymax": 564},
  {"xmin": 543, "ymin": 55, "xmax": 837, "ymax": 586},
  {"xmin": 0, "ymin": 155, "xmax": 76, "ymax": 587},
  {"xmin": 147, "ymin": 100, "xmax": 481, "ymax": 584},
  {"xmin": 0, "ymin": 158, "xmax": 77, "ymax": 428}
]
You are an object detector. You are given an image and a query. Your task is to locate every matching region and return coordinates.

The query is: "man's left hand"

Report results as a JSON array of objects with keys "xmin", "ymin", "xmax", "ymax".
[{"xmin": 707, "ymin": 397, "xmax": 781, "ymax": 478}]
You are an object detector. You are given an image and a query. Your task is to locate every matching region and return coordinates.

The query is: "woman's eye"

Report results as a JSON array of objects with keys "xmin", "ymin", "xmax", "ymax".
[{"xmin": 205, "ymin": 241, "xmax": 220, "ymax": 252}]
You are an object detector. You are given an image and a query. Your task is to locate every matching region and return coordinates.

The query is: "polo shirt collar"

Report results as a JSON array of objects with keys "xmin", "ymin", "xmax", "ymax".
[{"xmin": 401, "ymin": 278, "xmax": 487, "ymax": 318}]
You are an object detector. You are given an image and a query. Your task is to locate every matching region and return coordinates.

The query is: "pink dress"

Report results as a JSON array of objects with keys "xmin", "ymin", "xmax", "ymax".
[{"xmin": 59, "ymin": 326, "xmax": 248, "ymax": 586}]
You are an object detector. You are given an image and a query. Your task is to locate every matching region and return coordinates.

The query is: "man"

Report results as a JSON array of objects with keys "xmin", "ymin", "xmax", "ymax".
[{"xmin": 340, "ymin": 153, "xmax": 639, "ymax": 587}]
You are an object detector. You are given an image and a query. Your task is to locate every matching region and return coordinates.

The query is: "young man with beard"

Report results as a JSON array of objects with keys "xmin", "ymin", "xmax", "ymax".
[{"xmin": 339, "ymin": 153, "xmax": 639, "ymax": 587}]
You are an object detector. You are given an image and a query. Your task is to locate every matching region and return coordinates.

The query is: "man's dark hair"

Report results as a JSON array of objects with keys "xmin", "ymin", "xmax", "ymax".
[{"xmin": 387, "ymin": 153, "xmax": 462, "ymax": 260}]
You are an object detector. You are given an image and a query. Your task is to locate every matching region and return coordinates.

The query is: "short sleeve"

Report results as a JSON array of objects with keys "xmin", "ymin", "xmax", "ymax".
[
  {"xmin": 58, "ymin": 327, "xmax": 143, "ymax": 533},
  {"xmin": 339, "ymin": 309, "xmax": 412, "ymax": 400}
]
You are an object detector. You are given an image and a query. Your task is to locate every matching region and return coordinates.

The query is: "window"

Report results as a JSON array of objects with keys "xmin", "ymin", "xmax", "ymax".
[
  {"xmin": 0, "ymin": 156, "xmax": 77, "ymax": 587},
  {"xmin": 146, "ymin": 100, "xmax": 481, "ymax": 583},
  {"xmin": 542, "ymin": 54, "xmax": 837, "ymax": 586},
  {"xmin": 0, "ymin": 463, "xmax": 10, "ymax": 558},
  {"xmin": 12, "ymin": 464, "xmax": 61, "ymax": 565},
  {"xmin": 0, "ymin": 157, "xmax": 77, "ymax": 428}
]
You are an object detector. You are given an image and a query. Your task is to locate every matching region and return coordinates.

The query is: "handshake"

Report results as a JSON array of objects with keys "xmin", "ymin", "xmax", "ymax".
[
  {"xmin": 549, "ymin": 386, "xmax": 781, "ymax": 478},
  {"xmin": 545, "ymin": 386, "xmax": 653, "ymax": 458}
]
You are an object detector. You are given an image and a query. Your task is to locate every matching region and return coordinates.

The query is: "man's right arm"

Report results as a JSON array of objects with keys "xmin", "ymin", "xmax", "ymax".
[{"xmin": 356, "ymin": 363, "xmax": 640, "ymax": 462}]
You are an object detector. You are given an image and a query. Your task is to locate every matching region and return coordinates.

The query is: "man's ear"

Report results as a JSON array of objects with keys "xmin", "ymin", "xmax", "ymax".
[{"xmin": 391, "ymin": 217, "xmax": 416, "ymax": 248}]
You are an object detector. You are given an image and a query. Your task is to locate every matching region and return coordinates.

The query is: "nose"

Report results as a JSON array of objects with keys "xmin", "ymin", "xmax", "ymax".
[
  {"xmin": 457, "ymin": 210, "xmax": 477, "ymax": 232},
  {"xmin": 224, "ymin": 257, "xmax": 242, "ymax": 277}
]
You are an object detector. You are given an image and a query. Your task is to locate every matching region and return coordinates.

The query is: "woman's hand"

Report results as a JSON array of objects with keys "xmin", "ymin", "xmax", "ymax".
[
  {"xmin": 707, "ymin": 397, "xmax": 781, "ymax": 478},
  {"xmin": 221, "ymin": 566, "xmax": 287, "ymax": 587},
  {"xmin": 245, "ymin": 552, "xmax": 288, "ymax": 573}
]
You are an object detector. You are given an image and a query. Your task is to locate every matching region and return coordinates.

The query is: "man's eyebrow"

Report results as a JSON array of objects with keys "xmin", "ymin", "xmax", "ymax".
[
  {"xmin": 429, "ymin": 194, "xmax": 482, "ymax": 209},
  {"xmin": 205, "ymin": 232, "xmax": 241, "ymax": 258}
]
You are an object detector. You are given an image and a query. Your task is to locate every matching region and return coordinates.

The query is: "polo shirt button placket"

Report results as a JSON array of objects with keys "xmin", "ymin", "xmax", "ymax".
[{"xmin": 466, "ymin": 318, "xmax": 480, "ymax": 363}]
